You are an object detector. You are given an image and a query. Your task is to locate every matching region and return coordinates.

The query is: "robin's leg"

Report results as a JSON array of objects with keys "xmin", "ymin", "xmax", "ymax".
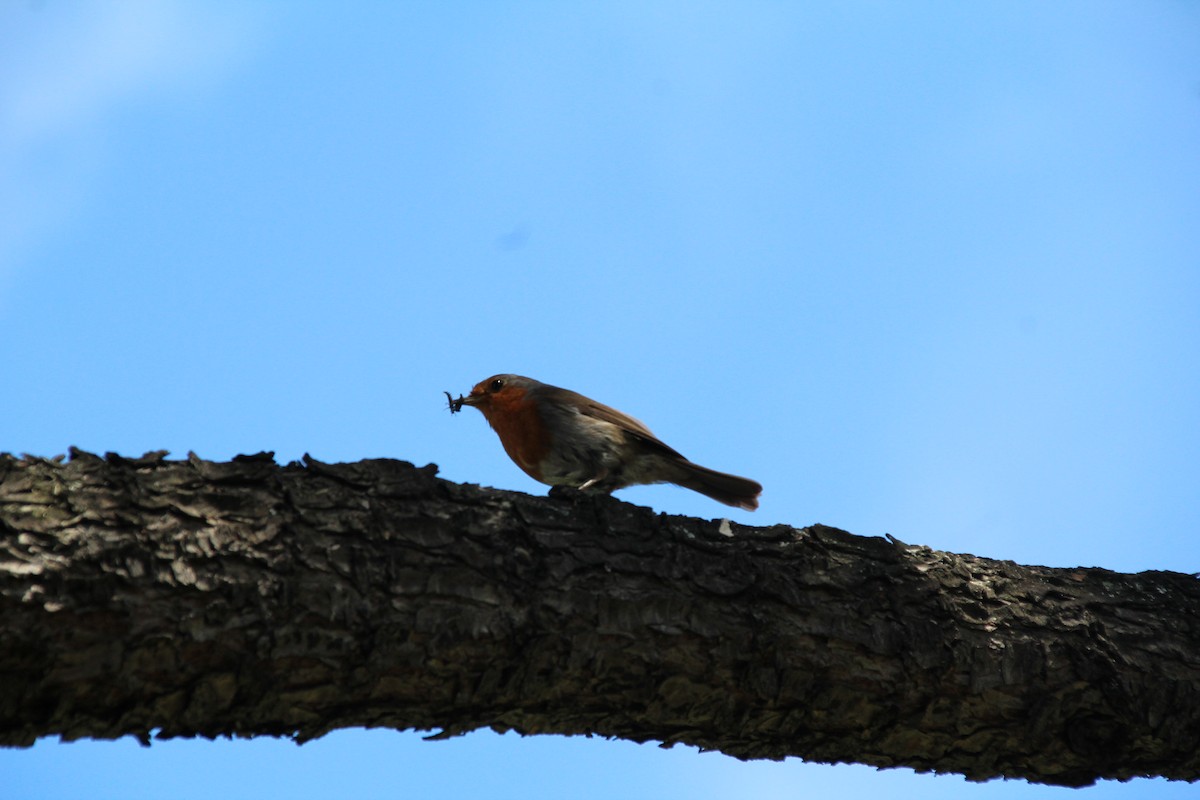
[{"xmin": 577, "ymin": 467, "xmax": 611, "ymax": 492}]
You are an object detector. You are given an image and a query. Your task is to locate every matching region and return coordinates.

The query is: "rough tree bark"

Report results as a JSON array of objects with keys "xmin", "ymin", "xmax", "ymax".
[{"xmin": 0, "ymin": 451, "xmax": 1197, "ymax": 787}]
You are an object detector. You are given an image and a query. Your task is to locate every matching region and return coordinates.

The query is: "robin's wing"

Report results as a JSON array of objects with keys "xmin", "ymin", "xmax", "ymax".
[{"xmin": 563, "ymin": 390, "xmax": 688, "ymax": 461}]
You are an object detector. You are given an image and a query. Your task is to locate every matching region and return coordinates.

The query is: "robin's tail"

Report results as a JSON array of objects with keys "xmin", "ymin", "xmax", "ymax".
[{"xmin": 669, "ymin": 460, "xmax": 762, "ymax": 511}]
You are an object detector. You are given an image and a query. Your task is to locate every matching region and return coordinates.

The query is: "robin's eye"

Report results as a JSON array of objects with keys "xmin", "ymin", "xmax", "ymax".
[{"xmin": 489, "ymin": 378, "xmax": 505, "ymax": 392}]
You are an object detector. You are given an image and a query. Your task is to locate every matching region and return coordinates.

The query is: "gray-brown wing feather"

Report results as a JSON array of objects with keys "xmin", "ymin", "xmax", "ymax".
[
  {"xmin": 553, "ymin": 388, "xmax": 688, "ymax": 461},
  {"xmin": 537, "ymin": 383, "xmax": 760, "ymax": 509},
  {"xmin": 581, "ymin": 394, "xmax": 761, "ymax": 510}
]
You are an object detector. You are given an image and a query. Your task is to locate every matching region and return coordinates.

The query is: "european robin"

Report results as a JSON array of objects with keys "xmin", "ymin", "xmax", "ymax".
[{"xmin": 450, "ymin": 374, "xmax": 761, "ymax": 511}]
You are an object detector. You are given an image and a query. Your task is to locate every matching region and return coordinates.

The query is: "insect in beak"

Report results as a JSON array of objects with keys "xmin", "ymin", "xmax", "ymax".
[{"xmin": 444, "ymin": 391, "xmax": 466, "ymax": 414}]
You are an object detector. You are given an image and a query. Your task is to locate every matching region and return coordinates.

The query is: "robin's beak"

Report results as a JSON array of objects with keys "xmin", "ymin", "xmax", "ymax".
[{"xmin": 459, "ymin": 391, "xmax": 482, "ymax": 407}]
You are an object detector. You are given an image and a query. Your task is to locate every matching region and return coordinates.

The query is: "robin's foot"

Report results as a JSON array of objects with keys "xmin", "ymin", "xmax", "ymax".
[{"xmin": 548, "ymin": 485, "xmax": 588, "ymax": 502}]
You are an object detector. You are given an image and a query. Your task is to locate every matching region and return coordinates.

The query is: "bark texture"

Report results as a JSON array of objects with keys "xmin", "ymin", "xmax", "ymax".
[{"xmin": 1, "ymin": 450, "xmax": 1198, "ymax": 787}]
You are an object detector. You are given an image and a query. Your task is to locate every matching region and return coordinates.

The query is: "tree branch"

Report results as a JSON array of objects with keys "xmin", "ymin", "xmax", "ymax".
[{"xmin": 1, "ymin": 451, "xmax": 1197, "ymax": 787}]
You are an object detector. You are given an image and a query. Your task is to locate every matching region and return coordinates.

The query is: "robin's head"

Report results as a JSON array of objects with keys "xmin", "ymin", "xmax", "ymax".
[{"xmin": 460, "ymin": 374, "xmax": 541, "ymax": 417}]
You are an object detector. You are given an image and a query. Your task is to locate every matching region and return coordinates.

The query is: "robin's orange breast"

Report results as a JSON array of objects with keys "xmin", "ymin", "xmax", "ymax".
[{"xmin": 480, "ymin": 388, "xmax": 553, "ymax": 482}]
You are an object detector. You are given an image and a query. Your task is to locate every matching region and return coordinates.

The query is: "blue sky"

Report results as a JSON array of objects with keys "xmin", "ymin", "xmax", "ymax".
[{"xmin": 2, "ymin": 2, "xmax": 1198, "ymax": 798}]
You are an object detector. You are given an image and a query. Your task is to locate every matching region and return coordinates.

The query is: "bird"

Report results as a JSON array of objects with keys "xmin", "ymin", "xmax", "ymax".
[{"xmin": 450, "ymin": 374, "xmax": 761, "ymax": 511}]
